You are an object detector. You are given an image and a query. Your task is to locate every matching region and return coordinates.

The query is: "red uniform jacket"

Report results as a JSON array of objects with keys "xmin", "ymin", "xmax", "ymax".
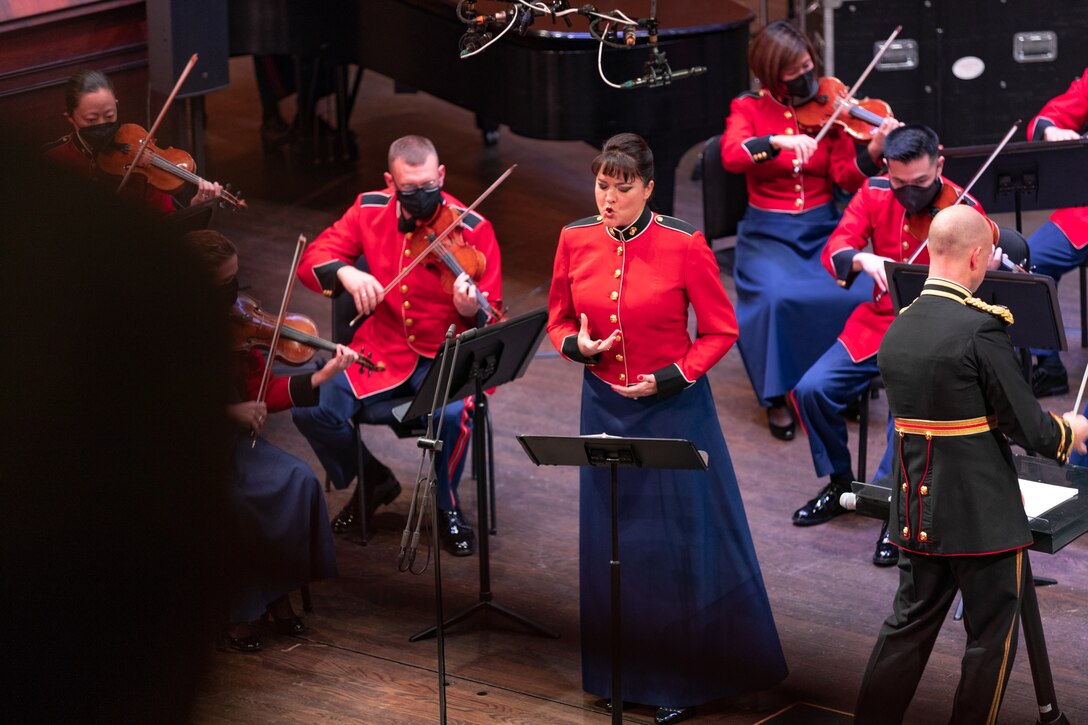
[
  {"xmin": 547, "ymin": 207, "xmax": 738, "ymax": 399},
  {"xmin": 721, "ymin": 90, "xmax": 879, "ymax": 212},
  {"xmin": 44, "ymin": 134, "xmax": 176, "ymax": 214},
  {"xmin": 297, "ymin": 189, "xmax": 502, "ymax": 399},
  {"xmin": 822, "ymin": 176, "xmax": 983, "ymax": 362},
  {"xmin": 1027, "ymin": 68, "xmax": 1088, "ymax": 247},
  {"xmin": 234, "ymin": 349, "xmax": 319, "ymax": 411}
]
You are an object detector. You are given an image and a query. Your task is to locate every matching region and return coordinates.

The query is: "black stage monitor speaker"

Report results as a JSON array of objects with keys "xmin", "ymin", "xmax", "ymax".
[
  {"xmin": 829, "ymin": 0, "xmax": 1088, "ymax": 146},
  {"xmin": 147, "ymin": 0, "xmax": 230, "ymax": 98}
]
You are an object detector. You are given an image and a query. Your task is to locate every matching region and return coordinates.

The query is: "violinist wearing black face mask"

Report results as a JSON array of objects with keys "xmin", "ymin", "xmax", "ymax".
[
  {"xmin": 789, "ymin": 124, "xmax": 1012, "ymax": 567},
  {"xmin": 290, "ymin": 135, "xmax": 503, "ymax": 556},
  {"xmin": 721, "ymin": 19, "xmax": 899, "ymax": 443},
  {"xmin": 43, "ymin": 69, "xmax": 222, "ymax": 214}
]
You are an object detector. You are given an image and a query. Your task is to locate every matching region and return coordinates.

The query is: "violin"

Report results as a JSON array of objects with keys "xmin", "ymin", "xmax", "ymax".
[
  {"xmin": 97, "ymin": 123, "xmax": 247, "ymax": 210},
  {"xmin": 407, "ymin": 204, "xmax": 504, "ymax": 321},
  {"xmin": 795, "ymin": 76, "xmax": 893, "ymax": 142},
  {"xmin": 230, "ymin": 292, "xmax": 383, "ymax": 373}
]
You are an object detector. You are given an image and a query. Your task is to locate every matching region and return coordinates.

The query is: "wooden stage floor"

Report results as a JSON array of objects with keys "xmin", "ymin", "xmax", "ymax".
[{"xmin": 189, "ymin": 59, "xmax": 1088, "ymax": 723}]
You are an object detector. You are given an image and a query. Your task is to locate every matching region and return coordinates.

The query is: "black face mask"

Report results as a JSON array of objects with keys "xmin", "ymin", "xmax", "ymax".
[
  {"xmin": 217, "ymin": 277, "xmax": 239, "ymax": 310},
  {"xmin": 76, "ymin": 121, "xmax": 120, "ymax": 155},
  {"xmin": 397, "ymin": 187, "xmax": 442, "ymax": 226},
  {"xmin": 893, "ymin": 178, "xmax": 942, "ymax": 215},
  {"xmin": 784, "ymin": 70, "xmax": 818, "ymax": 104}
]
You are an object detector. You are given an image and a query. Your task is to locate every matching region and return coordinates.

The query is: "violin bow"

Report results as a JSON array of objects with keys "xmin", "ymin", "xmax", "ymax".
[
  {"xmin": 907, "ymin": 120, "xmax": 1021, "ymax": 264},
  {"xmin": 811, "ymin": 26, "xmax": 902, "ymax": 146},
  {"xmin": 117, "ymin": 53, "xmax": 198, "ymax": 194},
  {"xmin": 349, "ymin": 163, "xmax": 517, "ymax": 326},
  {"xmin": 252, "ymin": 234, "xmax": 308, "ymax": 447}
]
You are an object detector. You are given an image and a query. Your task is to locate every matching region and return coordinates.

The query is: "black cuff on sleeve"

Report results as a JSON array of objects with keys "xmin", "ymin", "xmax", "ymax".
[
  {"xmin": 743, "ymin": 135, "xmax": 779, "ymax": 163},
  {"xmin": 561, "ymin": 335, "xmax": 599, "ymax": 365},
  {"xmin": 831, "ymin": 248, "xmax": 862, "ymax": 288},
  {"xmin": 313, "ymin": 260, "xmax": 349, "ymax": 297},
  {"xmin": 1031, "ymin": 118, "xmax": 1055, "ymax": 142},
  {"xmin": 856, "ymin": 145, "xmax": 883, "ymax": 177},
  {"xmin": 653, "ymin": 363, "xmax": 692, "ymax": 400},
  {"xmin": 288, "ymin": 374, "xmax": 321, "ymax": 408}
]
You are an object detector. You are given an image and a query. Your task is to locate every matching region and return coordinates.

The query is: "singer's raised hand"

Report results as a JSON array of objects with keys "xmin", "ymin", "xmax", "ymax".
[{"xmin": 577, "ymin": 313, "xmax": 619, "ymax": 358}]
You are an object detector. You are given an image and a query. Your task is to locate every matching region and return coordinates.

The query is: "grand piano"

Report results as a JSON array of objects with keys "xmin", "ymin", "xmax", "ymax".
[{"xmin": 229, "ymin": 0, "xmax": 754, "ymax": 214}]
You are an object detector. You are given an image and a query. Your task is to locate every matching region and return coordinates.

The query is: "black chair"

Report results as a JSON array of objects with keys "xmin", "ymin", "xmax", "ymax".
[{"xmin": 699, "ymin": 134, "xmax": 749, "ymax": 244}]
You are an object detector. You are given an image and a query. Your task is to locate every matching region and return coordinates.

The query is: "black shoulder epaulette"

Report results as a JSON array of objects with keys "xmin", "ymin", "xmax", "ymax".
[
  {"xmin": 360, "ymin": 192, "xmax": 392, "ymax": 207},
  {"xmin": 565, "ymin": 215, "xmax": 602, "ymax": 230},
  {"xmin": 965, "ymin": 296, "xmax": 1014, "ymax": 325},
  {"xmin": 41, "ymin": 134, "xmax": 72, "ymax": 153},
  {"xmin": 653, "ymin": 214, "xmax": 697, "ymax": 236},
  {"xmin": 868, "ymin": 177, "xmax": 892, "ymax": 190},
  {"xmin": 449, "ymin": 206, "xmax": 484, "ymax": 230},
  {"xmin": 736, "ymin": 90, "xmax": 762, "ymax": 100}
]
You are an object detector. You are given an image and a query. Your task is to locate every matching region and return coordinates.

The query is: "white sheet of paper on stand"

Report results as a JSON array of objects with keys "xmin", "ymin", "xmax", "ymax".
[{"xmin": 1018, "ymin": 478, "xmax": 1079, "ymax": 520}]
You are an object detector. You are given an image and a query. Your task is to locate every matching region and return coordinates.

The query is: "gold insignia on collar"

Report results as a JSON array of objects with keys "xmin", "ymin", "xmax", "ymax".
[{"xmin": 965, "ymin": 296, "xmax": 1014, "ymax": 325}]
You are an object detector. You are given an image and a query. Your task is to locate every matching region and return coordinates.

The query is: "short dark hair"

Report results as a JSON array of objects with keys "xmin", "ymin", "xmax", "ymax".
[
  {"xmin": 883, "ymin": 124, "xmax": 940, "ymax": 163},
  {"xmin": 388, "ymin": 135, "xmax": 437, "ymax": 168},
  {"xmin": 182, "ymin": 229, "xmax": 237, "ymax": 273},
  {"xmin": 591, "ymin": 132, "xmax": 654, "ymax": 185},
  {"xmin": 748, "ymin": 20, "xmax": 817, "ymax": 98},
  {"xmin": 64, "ymin": 70, "xmax": 114, "ymax": 114}
]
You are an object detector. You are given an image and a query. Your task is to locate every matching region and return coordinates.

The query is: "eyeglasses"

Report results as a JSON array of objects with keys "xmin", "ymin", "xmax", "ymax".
[{"xmin": 397, "ymin": 179, "xmax": 441, "ymax": 196}]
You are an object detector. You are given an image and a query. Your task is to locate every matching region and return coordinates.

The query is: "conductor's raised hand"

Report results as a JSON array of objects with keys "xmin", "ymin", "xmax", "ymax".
[
  {"xmin": 577, "ymin": 313, "xmax": 619, "ymax": 359},
  {"xmin": 1062, "ymin": 412, "xmax": 1088, "ymax": 455},
  {"xmin": 337, "ymin": 265, "xmax": 384, "ymax": 316}
]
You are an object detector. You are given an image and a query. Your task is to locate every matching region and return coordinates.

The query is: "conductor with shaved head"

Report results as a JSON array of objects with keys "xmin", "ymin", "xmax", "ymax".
[{"xmin": 854, "ymin": 205, "xmax": 1088, "ymax": 722}]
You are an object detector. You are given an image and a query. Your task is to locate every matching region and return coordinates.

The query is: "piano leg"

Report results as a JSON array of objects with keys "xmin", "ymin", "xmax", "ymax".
[{"xmin": 476, "ymin": 115, "xmax": 500, "ymax": 147}]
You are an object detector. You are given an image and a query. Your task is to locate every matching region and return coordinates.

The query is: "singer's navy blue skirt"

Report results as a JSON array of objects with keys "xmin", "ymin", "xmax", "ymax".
[
  {"xmin": 734, "ymin": 203, "xmax": 871, "ymax": 406},
  {"xmin": 578, "ymin": 370, "xmax": 788, "ymax": 708}
]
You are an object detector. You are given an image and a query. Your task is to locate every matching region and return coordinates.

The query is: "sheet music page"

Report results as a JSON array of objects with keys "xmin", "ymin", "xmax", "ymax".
[{"xmin": 1018, "ymin": 478, "xmax": 1078, "ymax": 519}]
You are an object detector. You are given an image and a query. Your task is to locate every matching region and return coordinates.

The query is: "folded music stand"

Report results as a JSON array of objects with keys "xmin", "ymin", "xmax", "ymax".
[
  {"xmin": 398, "ymin": 308, "xmax": 557, "ymax": 642},
  {"xmin": 942, "ymin": 139, "xmax": 1088, "ymax": 233},
  {"xmin": 516, "ymin": 433, "xmax": 708, "ymax": 725}
]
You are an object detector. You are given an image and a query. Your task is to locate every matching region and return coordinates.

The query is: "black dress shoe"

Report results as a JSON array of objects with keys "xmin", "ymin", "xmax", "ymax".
[
  {"xmin": 265, "ymin": 613, "xmax": 305, "ymax": 635},
  {"xmin": 792, "ymin": 478, "xmax": 851, "ymax": 526},
  {"xmin": 655, "ymin": 706, "xmax": 695, "ymax": 724},
  {"xmin": 223, "ymin": 625, "xmax": 263, "ymax": 653},
  {"xmin": 438, "ymin": 508, "xmax": 476, "ymax": 556},
  {"xmin": 767, "ymin": 407, "xmax": 795, "ymax": 441},
  {"xmin": 331, "ymin": 467, "xmax": 402, "ymax": 533},
  {"xmin": 1032, "ymin": 366, "xmax": 1069, "ymax": 398},
  {"xmin": 872, "ymin": 522, "xmax": 899, "ymax": 567}
]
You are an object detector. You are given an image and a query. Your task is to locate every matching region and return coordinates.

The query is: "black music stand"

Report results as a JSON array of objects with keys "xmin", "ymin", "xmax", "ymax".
[
  {"xmin": 399, "ymin": 308, "xmax": 558, "ymax": 642},
  {"xmin": 942, "ymin": 139, "xmax": 1088, "ymax": 233},
  {"xmin": 886, "ymin": 263, "xmax": 1066, "ymax": 380},
  {"xmin": 516, "ymin": 434, "xmax": 708, "ymax": 725}
]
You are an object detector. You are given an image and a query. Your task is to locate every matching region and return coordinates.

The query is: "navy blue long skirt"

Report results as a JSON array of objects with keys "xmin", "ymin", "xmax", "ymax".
[
  {"xmin": 734, "ymin": 203, "xmax": 871, "ymax": 406},
  {"xmin": 230, "ymin": 437, "xmax": 339, "ymax": 621},
  {"xmin": 579, "ymin": 371, "xmax": 788, "ymax": 707}
]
